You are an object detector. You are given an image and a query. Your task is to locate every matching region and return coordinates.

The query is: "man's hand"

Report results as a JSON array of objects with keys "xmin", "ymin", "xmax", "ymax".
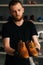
[{"xmin": 3, "ymin": 38, "xmax": 16, "ymax": 56}]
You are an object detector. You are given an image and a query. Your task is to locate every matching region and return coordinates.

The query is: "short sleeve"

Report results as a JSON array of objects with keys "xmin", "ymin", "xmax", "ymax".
[
  {"xmin": 31, "ymin": 23, "xmax": 38, "ymax": 36},
  {"xmin": 2, "ymin": 24, "xmax": 10, "ymax": 38}
]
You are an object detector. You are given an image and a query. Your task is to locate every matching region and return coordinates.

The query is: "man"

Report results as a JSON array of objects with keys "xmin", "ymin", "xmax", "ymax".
[{"xmin": 2, "ymin": 0, "xmax": 41, "ymax": 65}]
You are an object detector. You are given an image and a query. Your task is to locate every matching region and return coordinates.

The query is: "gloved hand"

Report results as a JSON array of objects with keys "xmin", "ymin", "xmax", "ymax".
[
  {"xmin": 18, "ymin": 40, "xmax": 29, "ymax": 58},
  {"xmin": 26, "ymin": 41, "xmax": 39, "ymax": 57}
]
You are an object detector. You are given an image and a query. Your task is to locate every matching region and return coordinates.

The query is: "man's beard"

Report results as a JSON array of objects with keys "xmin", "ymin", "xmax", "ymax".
[{"xmin": 12, "ymin": 15, "xmax": 23, "ymax": 22}]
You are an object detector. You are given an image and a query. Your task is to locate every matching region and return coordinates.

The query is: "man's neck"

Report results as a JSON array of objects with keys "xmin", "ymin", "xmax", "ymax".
[{"xmin": 13, "ymin": 19, "xmax": 24, "ymax": 26}]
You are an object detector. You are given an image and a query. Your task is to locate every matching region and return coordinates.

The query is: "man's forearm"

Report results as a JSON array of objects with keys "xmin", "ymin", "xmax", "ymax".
[
  {"xmin": 32, "ymin": 35, "xmax": 41, "ymax": 50},
  {"xmin": 4, "ymin": 46, "xmax": 15, "ymax": 56}
]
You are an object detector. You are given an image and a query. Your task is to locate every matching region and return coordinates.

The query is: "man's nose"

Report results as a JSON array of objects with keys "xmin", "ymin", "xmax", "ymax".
[{"xmin": 16, "ymin": 11, "xmax": 19, "ymax": 16}]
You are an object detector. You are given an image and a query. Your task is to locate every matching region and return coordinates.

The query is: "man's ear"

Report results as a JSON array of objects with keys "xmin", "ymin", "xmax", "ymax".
[{"xmin": 22, "ymin": 7, "xmax": 24, "ymax": 13}]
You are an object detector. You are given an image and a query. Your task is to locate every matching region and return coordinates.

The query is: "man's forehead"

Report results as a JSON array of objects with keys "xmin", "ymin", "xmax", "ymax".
[
  {"xmin": 10, "ymin": 2, "xmax": 23, "ymax": 11},
  {"xmin": 11, "ymin": 3, "xmax": 22, "ymax": 8}
]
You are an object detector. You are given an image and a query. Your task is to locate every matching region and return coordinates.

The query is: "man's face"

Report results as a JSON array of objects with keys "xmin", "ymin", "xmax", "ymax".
[{"xmin": 9, "ymin": 3, "xmax": 24, "ymax": 21}]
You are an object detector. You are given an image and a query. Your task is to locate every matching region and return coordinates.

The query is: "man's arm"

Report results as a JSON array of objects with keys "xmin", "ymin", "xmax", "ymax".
[
  {"xmin": 3, "ymin": 38, "xmax": 15, "ymax": 56},
  {"xmin": 32, "ymin": 35, "xmax": 41, "ymax": 50}
]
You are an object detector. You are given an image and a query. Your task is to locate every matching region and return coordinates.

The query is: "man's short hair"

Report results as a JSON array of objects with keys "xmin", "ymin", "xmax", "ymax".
[{"xmin": 9, "ymin": 0, "xmax": 23, "ymax": 9}]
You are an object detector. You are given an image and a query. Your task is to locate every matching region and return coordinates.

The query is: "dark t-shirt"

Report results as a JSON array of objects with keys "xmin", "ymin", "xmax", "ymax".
[
  {"xmin": 2, "ymin": 20, "xmax": 38, "ymax": 65},
  {"xmin": 2, "ymin": 20, "xmax": 37, "ymax": 50}
]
